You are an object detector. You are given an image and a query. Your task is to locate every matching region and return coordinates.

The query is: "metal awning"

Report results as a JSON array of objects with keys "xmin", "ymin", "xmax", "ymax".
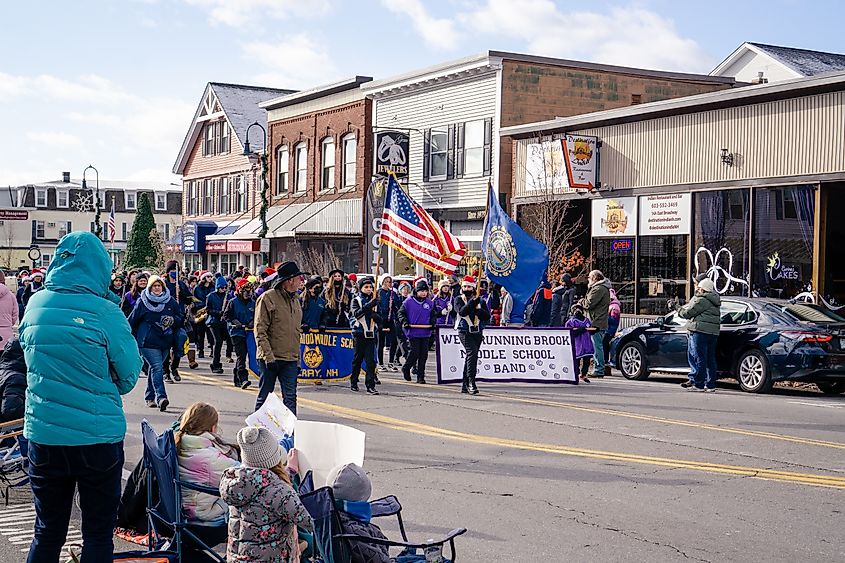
[{"xmin": 220, "ymin": 198, "xmax": 363, "ymax": 240}]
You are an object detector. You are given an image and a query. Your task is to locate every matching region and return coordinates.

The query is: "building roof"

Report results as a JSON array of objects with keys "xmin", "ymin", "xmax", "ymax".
[
  {"xmin": 747, "ymin": 42, "xmax": 845, "ymax": 76},
  {"xmin": 173, "ymin": 82, "xmax": 296, "ymax": 174},
  {"xmin": 363, "ymin": 50, "xmax": 734, "ymax": 96},
  {"xmin": 500, "ymin": 69, "xmax": 845, "ymax": 138},
  {"xmin": 260, "ymin": 76, "xmax": 372, "ymax": 110},
  {"xmin": 25, "ymin": 179, "xmax": 181, "ymax": 192}
]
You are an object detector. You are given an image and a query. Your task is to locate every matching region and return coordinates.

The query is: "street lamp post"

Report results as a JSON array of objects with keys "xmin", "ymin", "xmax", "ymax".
[
  {"xmin": 243, "ymin": 122, "xmax": 270, "ymax": 266},
  {"xmin": 82, "ymin": 165, "xmax": 101, "ymax": 238}
]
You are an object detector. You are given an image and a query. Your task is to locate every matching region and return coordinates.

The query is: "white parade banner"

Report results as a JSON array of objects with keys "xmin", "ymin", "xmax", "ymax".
[{"xmin": 436, "ymin": 327, "xmax": 578, "ymax": 385}]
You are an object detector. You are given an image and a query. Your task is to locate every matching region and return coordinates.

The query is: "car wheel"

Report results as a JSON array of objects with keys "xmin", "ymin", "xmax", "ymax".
[
  {"xmin": 816, "ymin": 381, "xmax": 845, "ymax": 395},
  {"xmin": 617, "ymin": 341, "xmax": 648, "ymax": 380},
  {"xmin": 737, "ymin": 349, "xmax": 773, "ymax": 393}
]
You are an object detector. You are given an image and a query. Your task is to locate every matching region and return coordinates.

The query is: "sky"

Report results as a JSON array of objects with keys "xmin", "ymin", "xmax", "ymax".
[{"xmin": 1, "ymin": 0, "xmax": 842, "ymax": 187}]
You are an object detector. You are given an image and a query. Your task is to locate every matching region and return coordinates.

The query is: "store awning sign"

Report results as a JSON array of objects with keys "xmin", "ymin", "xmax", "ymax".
[
  {"xmin": 639, "ymin": 193, "xmax": 691, "ymax": 235},
  {"xmin": 562, "ymin": 134, "xmax": 598, "ymax": 189},
  {"xmin": 591, "ymin": 197, "xmax": 637, "ymax": 237},
  {"xmin": 374, "ymin": 131, "xmax": 409, "ymax": 179}
]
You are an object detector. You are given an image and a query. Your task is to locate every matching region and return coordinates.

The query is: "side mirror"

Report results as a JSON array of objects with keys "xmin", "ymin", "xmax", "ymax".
[{"xmin": 657, "ymin": 317, "xmax": 665, "ymax": 329}]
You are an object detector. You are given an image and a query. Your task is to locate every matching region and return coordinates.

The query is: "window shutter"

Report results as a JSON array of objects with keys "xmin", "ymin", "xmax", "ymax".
[
  {"xmin": 483, "ymin": 117, "xmax": 493, "ymax": 177},
  {"xmin": 447, "ymin": 124, "xmax": 455, "ymax": 179},
  {"xmin": 422, "ymin": 129, "xmax": 431, "ymax": 182},
  {"xmin": 456, "ymin": 122, "xmax": 465, "ymax": 178}
]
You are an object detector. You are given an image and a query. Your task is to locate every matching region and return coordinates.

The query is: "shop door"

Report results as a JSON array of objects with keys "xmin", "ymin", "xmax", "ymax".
[
  {"xmin": 592, "ymin": 238, "xmax": 635, "ymax": 314},
  {"xmin": 823, "ymin": 184, "xmax": 845, "ymax": 305}
]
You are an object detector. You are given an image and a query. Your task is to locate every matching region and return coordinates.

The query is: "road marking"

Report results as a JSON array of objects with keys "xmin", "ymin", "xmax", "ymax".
[
  {"xmin": 386, "ymin": 378, "xmax": 845, "ymax": 450},
  {"xmin": 0, "ymin": 504, "xmax": 80, "ymax": 555},
  {"xmin": 185, "ymin": 372, "xmax": 845, "ymax": 490},
  {"xmin": 787, "ymin": 401, "xmax": 844, "ymax": 409}
]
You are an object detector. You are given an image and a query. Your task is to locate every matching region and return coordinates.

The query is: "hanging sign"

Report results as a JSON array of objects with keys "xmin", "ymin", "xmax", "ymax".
[
  {"xmin": 591, "ymin": 197, "xmax": 637, "ymax": 237},
  {"xmin": 374, "ymin": 131, "xmax": 409, "ymax": 179},
  {"xmin": 562, "ymin": 135, "xmax": 599, "ymax": 189},
  {"xmin": 639, "ymin": 193, "xmax": 691, "ymax": 235}
]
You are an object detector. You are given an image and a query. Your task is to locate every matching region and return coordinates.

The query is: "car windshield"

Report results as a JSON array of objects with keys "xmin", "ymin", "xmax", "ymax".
[{"xmin": 782, "ymin": 303, "xmax": 845, "ymax": 323}]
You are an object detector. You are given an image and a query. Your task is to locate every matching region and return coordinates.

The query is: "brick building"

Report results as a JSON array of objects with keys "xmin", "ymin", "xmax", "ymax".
[
  {"xmin": 364, "ymin": 51, "xmax": 736, "ymax": 276},
  {"xmin": 221, "ymin": 77, "xmax": 373, "ymax": 273},
  {"xmin": 172, "ymin": 82, "xmax": 294, "ymax": 273}
]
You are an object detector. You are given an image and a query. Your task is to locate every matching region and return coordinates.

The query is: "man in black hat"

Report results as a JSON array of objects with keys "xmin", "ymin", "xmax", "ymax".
[{"xmin": 254, "ymin": 261, "xmax": 307, "ymax": 413}]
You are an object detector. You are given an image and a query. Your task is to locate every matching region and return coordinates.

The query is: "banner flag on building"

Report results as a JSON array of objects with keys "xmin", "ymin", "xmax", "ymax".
[
  {"xmin": 107, "ymin": 200, "xmax": 116, "ymax": 244},
  {"xmin": 379, "ymin": 173, "xmax": 466, "ymax": 275},
  {"xmin": 482, "ymin": 182, "xmax": 549, "ymax": 323}
]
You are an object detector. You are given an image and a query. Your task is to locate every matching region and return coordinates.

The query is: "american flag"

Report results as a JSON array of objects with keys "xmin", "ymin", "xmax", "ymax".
[
  {"xmin": 107, "ymin": 200, "xmax": 116, "ymax": 243},
  {"xmin": 379, "ymin": 174, "xmax": 466, "ymax": 275}
]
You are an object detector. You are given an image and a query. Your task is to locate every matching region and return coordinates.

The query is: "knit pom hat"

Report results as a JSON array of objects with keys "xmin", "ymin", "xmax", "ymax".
[
  {"xmin": 414, "ymin": 279, "xmax": 429, "ymax": 293},
  {"xmin": 237, "ymin": 426, "xmax": 283, "ymax": 470},
  {"xmin": 357, "ymin": 276, "xmax": 374, "ymax": 291},
  {"xmin": 215, "ymin": 276, "xmax": 228, "ymax": 289}
]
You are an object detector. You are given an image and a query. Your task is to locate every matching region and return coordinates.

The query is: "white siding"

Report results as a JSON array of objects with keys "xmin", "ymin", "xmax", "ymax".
[
  {"xmin": 373, "ymin": 72, "xmax": 498, "ymax": 209},
  {"xmin": 513, "ymin": 91, "xmax": 845, "ymax": 196},
  {"xmin": 716, "ymin": 50, "xmax": 800, "ymax": 84}
]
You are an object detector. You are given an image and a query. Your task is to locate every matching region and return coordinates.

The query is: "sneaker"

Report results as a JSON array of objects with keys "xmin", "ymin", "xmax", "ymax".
[
  {"xmin": 146, "ymin": 400, "xmax": 157, "ymax": 408},
  {"xmin": 240, "ymin": 380, "xmax": 251, "ymax": 390},
  {"xmin": 226, "ymin": 357, "xmax": 234, "ymax": 363},
  {"xmin": 416, "ymin": 379, "xmax": 427, "ymax": 385},
  {"xmin": 158, "ymin": 398, "xmax": 169, "ymax": 411},
  {"xmin": 704, "ymin": 387, "xmax": 717, "ymax": 393},
  {"xmin": 580, "ymin": 376, "xmax": 591, "ymax": 384},
  {"xmin": 374, "ymin": 376, "xmax": 381, "ymax": 385},
  {"xmin": 402, "ymin": 371, "xmax": 412, "ymax": 382},
  {"xmin": 461, "ymin": 387, "xmax": 469, "ymax": 394},
  {"xmin": 172, "ymin": 371, "xmax": 181, "ymax": 382},
  {"xmin": 350, "ymin": 384, "xmax": 360, "ymax": 392},
  {"xmin": 680, "ymin": 381, "xmax": 695, "ymax": 388},
  {"xmin": 366, "ymin": 387, "xmax": 379, "ymax": 395},
  {"xmin": 387, "ymin": 363, "xmax": 396, "ymax": 371},
  {"xmin": 211, "ymin": 367, "xmax": 224, "ymax": 374},
  {"xmin": 198, "ymin": 352, "xmax": 205, "ymax": 359},
  {"xmin": 164, "ymin": 375, "xmax": 174, "ymax": 384},
  {"xmin": 686, "ymin": 386, "xmax": 705, "ymax": 392},
  {"xmin": 314, "ymin": 380, "xmax": 323, "ymax": 386}
]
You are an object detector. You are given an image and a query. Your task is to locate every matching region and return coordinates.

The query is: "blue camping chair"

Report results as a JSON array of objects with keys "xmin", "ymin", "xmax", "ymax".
[
  {"xmin": 0, "ymin": 418, "xmax": 29, "ymax": 505},
  {"xmin": 299, "ymin": 485, "xmax": 467, "ymax": 563},
  {"xmin": 141, "ymin": 420, "xmax": 228, "ymax": 563}
]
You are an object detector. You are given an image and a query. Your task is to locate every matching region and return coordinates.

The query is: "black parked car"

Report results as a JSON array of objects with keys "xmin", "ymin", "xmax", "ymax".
[{"xmin": 608, "ymin": 297, "xmax": 845, "ymax": 394}]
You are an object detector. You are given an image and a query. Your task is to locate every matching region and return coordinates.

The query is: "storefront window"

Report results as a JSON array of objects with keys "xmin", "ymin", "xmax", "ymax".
[
  {"xmin": 752, "ymin": 185, "xmax": 814, "ymax": 299},
  {"xmin": 693, "ymin": 189, "xmax": 750, "ymax": 296},
  {"xmin": 638, "ymin": 235, "xmax": 688, "ymax": 315},
  {"xmin": 220, "ymin": 253, "xmax": 238, "ymax": 276},
  {"xmin": 592, "ymin": 238, "xmax": 635, "ymax": 314}
]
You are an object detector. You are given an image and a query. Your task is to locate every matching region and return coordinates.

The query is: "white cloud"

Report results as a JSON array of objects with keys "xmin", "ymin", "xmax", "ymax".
[
  {"xmin": 381, "ymin": 0, "xmax": 459, "ymax": 51},
  {"xmin": 184, "ymin": 0, "xmax": 330, "ymax": 27},
  {"xmin": 458, "ymin": 0, "xmax": 712, "ymax": 72},
  {"xmin": 26, "ymin": 131, "xmax": 83, "ymax": 149},
  {"xmin": 243, "ymin": 34, "xmax": 339, "ymax": 89}
]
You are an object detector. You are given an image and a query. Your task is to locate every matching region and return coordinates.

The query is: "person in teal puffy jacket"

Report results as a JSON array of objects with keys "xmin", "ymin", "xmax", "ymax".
[{"xmin": 18, "ymin": 231, "xmax": 142, "ymax": 563}]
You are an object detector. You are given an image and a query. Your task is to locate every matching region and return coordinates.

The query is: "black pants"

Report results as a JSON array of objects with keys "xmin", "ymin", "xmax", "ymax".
[
  {"xmin": 578, "ymin": 357, "xmax": 591, "ymax": 378},
  {"xmin": 351, "ymin": 335, "xmax": 377, "ymax": 389},
  {"xmin": 378, "ymin": 328, "xmax": 397, "ymax": 365},
  {"xmin": 196, "ymin": 323, "xmax": 211, "ymax": 355},
  {"xmin": 231, "ymin": 335, "xmax": 248, "ymax": 386},
  {"xmin": 459, "ymin": 332, "xmax": 483, "ymax": 390},
  {"xmin": 224, "ymin": 332, "xmax": 232, "ymax": 358},
  {"xmin": 395, "ymin": 322, "xmax": 410, "ymax": 361},
  {"xmin": 403, "ymin": 337, "xmax": 429, "ymax": 382},
  {"xmin": 209, "ymin": 323, "xmax": 227, "ymax": 369},
  {"xmin": 162, "ymin": 348, "xmax": 180, "ymax": 376}
]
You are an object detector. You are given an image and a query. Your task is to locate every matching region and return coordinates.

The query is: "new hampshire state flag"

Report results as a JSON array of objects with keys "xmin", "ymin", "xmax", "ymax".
[{"xmin": 482, "ymin": 183, "xmax": 549, "ymax": 323}]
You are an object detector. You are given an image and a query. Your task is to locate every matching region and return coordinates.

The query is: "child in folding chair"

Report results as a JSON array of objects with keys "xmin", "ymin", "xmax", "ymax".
[
  {"xmin": 328, "ymin": 463, "xmax": 390, "ymax": 563},
  {"xmin": 220, "ymin": 427, "xmax": 313, "ymax": 563}
]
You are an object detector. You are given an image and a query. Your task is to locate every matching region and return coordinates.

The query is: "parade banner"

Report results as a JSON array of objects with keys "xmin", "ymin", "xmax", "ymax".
[
  {"xmin": 435, "ymin": 327, "xmax": 578, "ymax": 385},
  {"xmin": 247, "ymin": 328, "xmax": 366, "ymax": 382}
]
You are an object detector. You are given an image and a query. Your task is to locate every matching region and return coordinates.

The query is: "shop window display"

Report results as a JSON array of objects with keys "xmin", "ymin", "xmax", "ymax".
[
  {"xmin": 592, "ymin": 238, "xmax": 635, "ymax": 314},
  {"xmin": 638, "ymin": 235, "xmax": 688, "ymax": 316},
  {"xmin": 693, "ymin": 189, "xmax": 750, "ymax": 296}
]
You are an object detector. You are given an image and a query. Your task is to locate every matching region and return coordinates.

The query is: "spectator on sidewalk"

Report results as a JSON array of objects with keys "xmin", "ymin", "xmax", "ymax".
[
  {"xmin": 19, "ymin": 231, "xmax": 142, "ymax": 563},
  {"xmin": 0, "ymin": 338, "xmax": 26, "ymax": 423},
  {"xmin": 0, "ymin": 271, "xmax": 18, "ymax": 345},
  {"xmin": 254, "ymin": 261, "xmax": 306, "ymax": 414},
  {"xmin": 672, "ymin": 278, "xmax": 721, "ymax": 392},
  {"xmin": 550, "ymin": 273, "xmax": 575, "ymax": 327},
  {"xmin": 583, "ymin": 270, "xmax": 611, "ymax": 379}
]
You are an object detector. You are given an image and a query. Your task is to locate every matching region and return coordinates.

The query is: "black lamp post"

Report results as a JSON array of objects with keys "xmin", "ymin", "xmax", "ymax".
[
  {"xmin": 243, "ymin": 121, "xmax": 269, "ymax": 265},
  {"xmin": 82, "ymin": 165, "xmax": 101, "ymax": 238}
]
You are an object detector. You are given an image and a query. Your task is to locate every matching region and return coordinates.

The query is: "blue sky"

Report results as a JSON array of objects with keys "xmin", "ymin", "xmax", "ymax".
[{"xmin": 1, "ymin": 0, "xmax": 842, "ymax": 186}]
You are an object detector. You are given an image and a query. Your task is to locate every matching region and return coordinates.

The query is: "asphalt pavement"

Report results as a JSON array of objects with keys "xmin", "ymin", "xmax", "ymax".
[{"xmin": 1, "ymin": 358, "xmax": 843, "ymax": 562}]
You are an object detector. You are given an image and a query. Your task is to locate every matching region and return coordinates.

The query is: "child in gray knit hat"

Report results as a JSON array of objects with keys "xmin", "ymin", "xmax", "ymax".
[
  {"xmin": 329, "ymin": 463, "xmax": 390, "ymax": 563},
  {"xmin": 219, "ymin": 427, "xmax": 313, "ymax": 562}
]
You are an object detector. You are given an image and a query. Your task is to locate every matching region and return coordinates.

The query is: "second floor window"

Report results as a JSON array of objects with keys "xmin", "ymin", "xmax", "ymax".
[
  {"xmin": 295, "ymin": 143, "xmax": 307, "ymax": 193},
  {"xmin": 35, "ymin": 189, "xmax": 47, "ymax": 207},
  {"xmin": 34, "ymin": 220, "xmax": 45, "ymax": 239},
  {"xmin": 125, "ymin": 191, "xmax": 137, "ymax": 210},
  {"xmin": 188, "ymin": 181, "xmax": 198, "ymax": 216},
  {"xmin": 429, "ymin": 130, "xmax": 448, "ymax": 180},
  {"xmin": 463, "ymin": 120, "xmax": 485, "ymax": 176},
  {"xmin": 219, "ymin": 177, "xmax": 230, "ymax": 215},
  {"xmin": 58, "ymin": 221, "xmax": 71, "ymax": 238},
  {"xmin": 320, "ymin": 137, "xmax": 335, "ymax": 192},
  {"xmin": 155, "ymin": 192, "xmax": 167, "ymax": 211},
  {"xmin": 203, "ymin": 179, "xmax": 213, "ymax": 214},
  {"xmin": 57, "ymin": 190, "xmax": 68, "ymax": 208},
  {"xmin": 342, "ymin": 134, "xmax": 356, "ymax": 189},
  {"xmin": 203, "ymin": 121, "xmax": 230, "ymax": 156},
  {"xmin": 157, "ymin": 223, "xmax": 170, "ymax": 240},
  {"xmin": 276, "ymin": 146, "xmax": 289, "ymax": 196},
  {"xmin": 122, "ymin": 222, "xmax": 128, "ymax": 240},
  {"xmin": 236, "ymin": 175, "xmax": 246, "ymax": 213}
]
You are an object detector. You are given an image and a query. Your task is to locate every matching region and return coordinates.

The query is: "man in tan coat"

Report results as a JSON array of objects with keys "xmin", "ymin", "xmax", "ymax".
[{"xmin": 254, "ymin": 261, "xmax": 306, "ymax": 413}]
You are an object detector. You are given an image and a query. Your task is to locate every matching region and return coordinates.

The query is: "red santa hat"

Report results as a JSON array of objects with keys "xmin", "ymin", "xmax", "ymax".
[
  {"xmin": 262, "ymin": 267, "xmax": 278, "ymax": 283},
  {"xmin": 198, "ymin": 270, "xmax": 213, "ymax": 281},
  {"xmin": 235, "ymin": 278, "xmax": 251, "ymax": 292},
  {"xmin": 32, "ymin": 269, "xmax": 45, "ymax": 279},
  {"xmin": 461, "ymin": 275, "xmax": 476, "ymax": 288},
  {"xmin": 348, "ymin": 273, "xmax": 358, "ymax": 283}
]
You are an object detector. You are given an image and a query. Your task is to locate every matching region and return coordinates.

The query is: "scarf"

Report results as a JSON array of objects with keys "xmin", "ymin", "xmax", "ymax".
[
  {"xmin": 140, "ymin": 286, "xmax": 171, "ymax": 313},
  {"xmin": 336, "ymin": 499, "xmax": 372, "ymax": 522}
]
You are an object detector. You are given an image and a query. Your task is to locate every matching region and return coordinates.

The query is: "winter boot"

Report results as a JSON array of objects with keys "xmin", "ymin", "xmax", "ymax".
[{"xmin": 188, "ymin": 347, "xmax": 199, "ymax": 369}]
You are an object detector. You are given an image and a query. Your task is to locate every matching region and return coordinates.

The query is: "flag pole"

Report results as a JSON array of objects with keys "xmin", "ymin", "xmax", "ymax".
[
  {"xmin": 372, "ymin": 173, "xmax": 390, "ymax": 282},
  {"xmin": 110, "ymin": 195, "xmax": 116, "ymax": 267},
  {"xmin": 477, "ymin": 179, "xmax": 493, "ymax": 298}
]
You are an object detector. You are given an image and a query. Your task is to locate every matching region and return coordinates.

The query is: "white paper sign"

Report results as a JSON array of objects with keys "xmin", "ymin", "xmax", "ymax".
[
  {"xmin": 435, "ymin": 327, "xmax": 577, "ymax": 384},
  {"xmin": 525, "ymin": 139, "xmax": 568, "ymax": 192},
  {"xmin": 244, "ymin": 393, "xmax": 297, "ymax": 441},
  {"xmin": 591, "ymin": 197, "xmax": 638, "ymax": 237},
  {"xmin": 295, "ymin": 421, "xmax": 366, "ymax": 488},
  {"xmin": 639, "ymin": 193, "xmax": 691, "ymax": 235}
]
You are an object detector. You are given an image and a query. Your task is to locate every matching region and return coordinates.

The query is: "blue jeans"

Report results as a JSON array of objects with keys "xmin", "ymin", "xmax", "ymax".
[
  {"xmin": 687, "ymin": 333, "xmax": 699, "ymax": 383},
  {"xmin": 27, "ymin": 441, "xmax": 124, "ymax": 563},
  {"xmin": 591, "ymin": 331, "xmax": 605, "ymax": 375},
  {"xmin": 256, "ymin": 360, "xmax": 299, "ymax": 414},
  {"xmin": 690, "ymin": 332, "xmax": 718, "ymax": 389},
  {"xmin": 141, "ymin": 347, "xmax": 168, "ymax": 403}
]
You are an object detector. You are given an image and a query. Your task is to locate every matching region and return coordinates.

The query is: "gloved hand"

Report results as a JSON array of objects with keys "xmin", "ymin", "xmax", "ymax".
[
  {"xmin": 666, "ymin": 298, "xmax": 676, "ymax": 310},
  {"xmin": 441, "ymin": 308, "xmax": 449, "ymax": 316},
  {"xmin": 402, "ymin": 322, "xmax": 410, "ymax": 330},
  {"xmin": 318, "ymin": 325, "xmax": 326, "ymax": 332},
  {"xmin": 300, "ymin": 323, "xmax": 310, "ymax": 333}
]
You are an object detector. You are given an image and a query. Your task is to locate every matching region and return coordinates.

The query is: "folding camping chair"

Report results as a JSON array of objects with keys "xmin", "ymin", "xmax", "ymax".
[
  {"xmin": 141, "ymin": 420, "xmax": 228, "ymax": 563},
  {"xmin": 299, "ymin": 485, "xmax": 467, "ymax": 563},
  {"xmin": 0, "ymin": 418, "xmax": 29, "ymax": 505}
]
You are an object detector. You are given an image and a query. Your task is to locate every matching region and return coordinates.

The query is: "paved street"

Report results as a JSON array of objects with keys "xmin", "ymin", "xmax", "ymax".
[{"xmin": 5, "ymin": 359, "xmax": 843, "ymax": 562}]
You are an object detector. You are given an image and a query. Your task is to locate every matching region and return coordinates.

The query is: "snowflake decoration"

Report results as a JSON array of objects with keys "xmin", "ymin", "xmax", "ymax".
[{"xmin": 72, "ymin": 192, "xmax": 95, "ymax": 213}]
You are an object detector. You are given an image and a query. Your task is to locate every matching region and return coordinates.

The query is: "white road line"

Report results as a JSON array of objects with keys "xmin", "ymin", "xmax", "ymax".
[{"xmin": 787, "ymin": 400, "xmax": 844, "ymax": 409}]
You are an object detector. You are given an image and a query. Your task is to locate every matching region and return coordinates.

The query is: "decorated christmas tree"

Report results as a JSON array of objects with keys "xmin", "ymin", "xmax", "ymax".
[{"xmin": 124, "ymin": 193, "xmax": 161, "ymax": 270}]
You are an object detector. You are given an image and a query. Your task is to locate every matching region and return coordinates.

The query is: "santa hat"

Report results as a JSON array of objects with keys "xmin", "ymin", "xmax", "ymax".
[
  {"xmin": 348, "ymin": 273, "xmax": 358, "ymax": 283},
  {"xmin": 20, "ymin": 275, "xmax": 30, "ymax": 282},
  {"xmin": 198, "ymin": 271, "xmax": 213, "ymax": 281},
  {"xmin": 262, "ymin": 267, "xmax": 278, "ymax": 283},
  {"xmin": 461, "ymin": 276, "xmax": 476, "ymax": 288},
  {"xmin": 32, "ymin": 269, "xmax": 44, "ymax": 279},
  {"xmin": 235, "ymin": 278, "xmax": 251, "ymax": 292}
]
